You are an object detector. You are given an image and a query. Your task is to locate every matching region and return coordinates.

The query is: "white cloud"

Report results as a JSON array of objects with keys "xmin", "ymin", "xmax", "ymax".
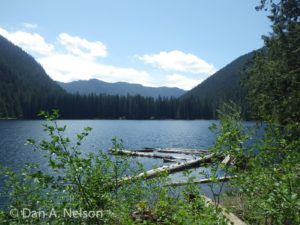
[
  {"xmin": 38, "ymin": 53, "xmax": 153, "ymax": 86},
  {"xmin": 139, "ymin": 50, "xmax": 216, "ymax": 74},
  {"xmin": 58, "ymin": 33, "xmax": 107, "ymax": 59},
  {"xmin": 22, "ymin": 23, "xmax": 38, "ymax": 29},
  {"xmin": 0, "ymin": 26, "xmax": 212, "ymax": 89},
  {"xmin": 165, "ymin": 74, "xmax": 203, "ymax": 90},
  {"xmin": 38, "ymin": 33, "xmax": 151, "ymax": 85},
  {"xmin": 0, "ymin": 27, "xmax": 53, "ymax": 55}
]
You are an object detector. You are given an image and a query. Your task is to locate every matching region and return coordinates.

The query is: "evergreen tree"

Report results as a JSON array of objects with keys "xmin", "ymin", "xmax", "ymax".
[{"xmin": 247, "ymin": 0, "xmax": 300, "ymax": 125}]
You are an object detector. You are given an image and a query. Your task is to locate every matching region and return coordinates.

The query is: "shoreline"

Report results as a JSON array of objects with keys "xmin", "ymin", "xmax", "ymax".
[{"xmin": 0, "ymin": 117, "xmax": 18, "ymax": 120}]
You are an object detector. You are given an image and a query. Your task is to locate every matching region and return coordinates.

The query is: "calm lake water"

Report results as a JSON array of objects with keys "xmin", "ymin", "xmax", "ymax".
[
  {"xmin": 2, "ymin": 119, "xmax": 250, "ymax": 202},
  {"xmin": 0, "ymin": 120, "xmax": 217, "ymax": 171}
]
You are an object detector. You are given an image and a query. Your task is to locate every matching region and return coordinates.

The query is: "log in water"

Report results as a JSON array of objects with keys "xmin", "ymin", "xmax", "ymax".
[
  {"xmin": 110, "ymin": 149, "xmax": 189, "ymax": 161},
  {"xmin": 157, "ymin": 148, "xmax": 208, "ymax": 155},
  {"xmin": 120, "ymin": 153, "xmax": 215, "ymax": 182},
  {"xmin": 167, "ymin": 175, "xmax": 237, "ymax": 186}
]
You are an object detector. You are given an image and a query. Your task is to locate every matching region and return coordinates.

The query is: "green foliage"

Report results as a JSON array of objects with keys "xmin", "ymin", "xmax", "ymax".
[
  {"xmin": 200, "ymin": 102, "xmax": 250, "ymax": 215},
  {"xmin": 199, "ymin": 2, "xmax": 300, "ymax": 223},
  {"xmin": 228, "ymin": 122, "xmax": 300, "ymax": 224},
  {"xmin": 209, "ymin": 102, "xmax": 300, "ymax": 224},
  {"xmin": 0, "ymin": 110, "xmax": 227, "ymax": 224},
  {"xmin": 209, "ymin": 103, "xmax": 249, "ymax": 161},
  {"xmin": 197, "ymin": 97, "xmax": 300, "ymax": 224},
  {"xmin": 223, "ymin": 2, "xmax": 300, "ymax": 222},
  {"xmin": 245, "ymin": 0, "xmax": 300, "ymax": 125}
]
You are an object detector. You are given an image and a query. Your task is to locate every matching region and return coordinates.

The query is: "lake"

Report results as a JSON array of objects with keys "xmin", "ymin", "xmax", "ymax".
[
  {"xmin": 0, "ymin": 120, "xmax": 217, "ymax": 170},
  {"xmin": 0, "ymin": 119, "xmax": 225, "ymax": 201}
]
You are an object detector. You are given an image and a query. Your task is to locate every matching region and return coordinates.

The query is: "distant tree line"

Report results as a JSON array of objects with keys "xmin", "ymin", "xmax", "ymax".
[{"xmin": 0, "ymin": 92, "xmax": 217, "ymax": 120}]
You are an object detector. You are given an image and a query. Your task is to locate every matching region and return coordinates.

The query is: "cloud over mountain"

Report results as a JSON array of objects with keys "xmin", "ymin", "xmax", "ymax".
[
  {"xmin": 139, "ymin": 50, "xmax": 216, "ymax": 74},
  {"xmin": 0, "ymin": 27, "xmax": 53, "ymax": 55}
]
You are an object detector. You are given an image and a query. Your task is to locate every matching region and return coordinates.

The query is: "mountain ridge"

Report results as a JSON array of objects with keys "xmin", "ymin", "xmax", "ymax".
[{"xmin": 58, "ymin": 79, "xmax": 186, "ymax": 98}]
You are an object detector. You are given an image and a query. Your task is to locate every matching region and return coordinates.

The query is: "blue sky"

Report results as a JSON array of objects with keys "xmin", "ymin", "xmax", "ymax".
[{"xmin": 0, "ymin": 0, "xmax": 271, "ymax": 90}]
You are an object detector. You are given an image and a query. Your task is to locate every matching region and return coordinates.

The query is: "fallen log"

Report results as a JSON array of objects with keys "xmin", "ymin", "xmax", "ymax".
[
  {"xmin": 110, "ymin": 149, "xmax": 188, "ymax": 161},
  {"xmin": 167, "ymin": 175, "xmax": 237, "ymax": 186},
  {"xmin": 157, "ymin": 148, "xmax": 208, "ymax": 155},
  {"xmin": 135, "ymin": 148, "xmax": 156, "ymax": 153},
  {"xmin": 203, "ymin": 195, "xmax": 246, "ymax": 225},
  {"xmin": 121, "ymin": 153, "xmax": 215, "ymax": 182},
  {"xmin": 163, "ymin": 158, "xmax": 178, "ymax": 163},
  {"xmin": 221, "ymin": 155, "xmax": 232, "ymax": 165}
]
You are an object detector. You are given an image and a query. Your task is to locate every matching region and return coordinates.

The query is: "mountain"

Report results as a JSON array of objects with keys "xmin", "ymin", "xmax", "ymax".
[
  {"xmin": 0, "ymin": 33, "xmax": 257, "ymax": 120},
  {"xmin": 182, "ymin": 50, "xmax": 256, "ymax": 117},
  {"xmin": 58, "ymin": 79, "xmax": 186, "ymax": 98},
  {"xmin": 0, "ymin": 35, "xmax": 65, "ymax": 118}
]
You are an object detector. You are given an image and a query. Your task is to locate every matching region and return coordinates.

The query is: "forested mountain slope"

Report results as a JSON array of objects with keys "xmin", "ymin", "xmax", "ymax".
[
  {"xmin": 0, "ymin": 35, "xmax": 65, "ymax": 118},
  {"xmin": 183, "ymin": 50, "xmax": 256, "ymax": 117}
]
